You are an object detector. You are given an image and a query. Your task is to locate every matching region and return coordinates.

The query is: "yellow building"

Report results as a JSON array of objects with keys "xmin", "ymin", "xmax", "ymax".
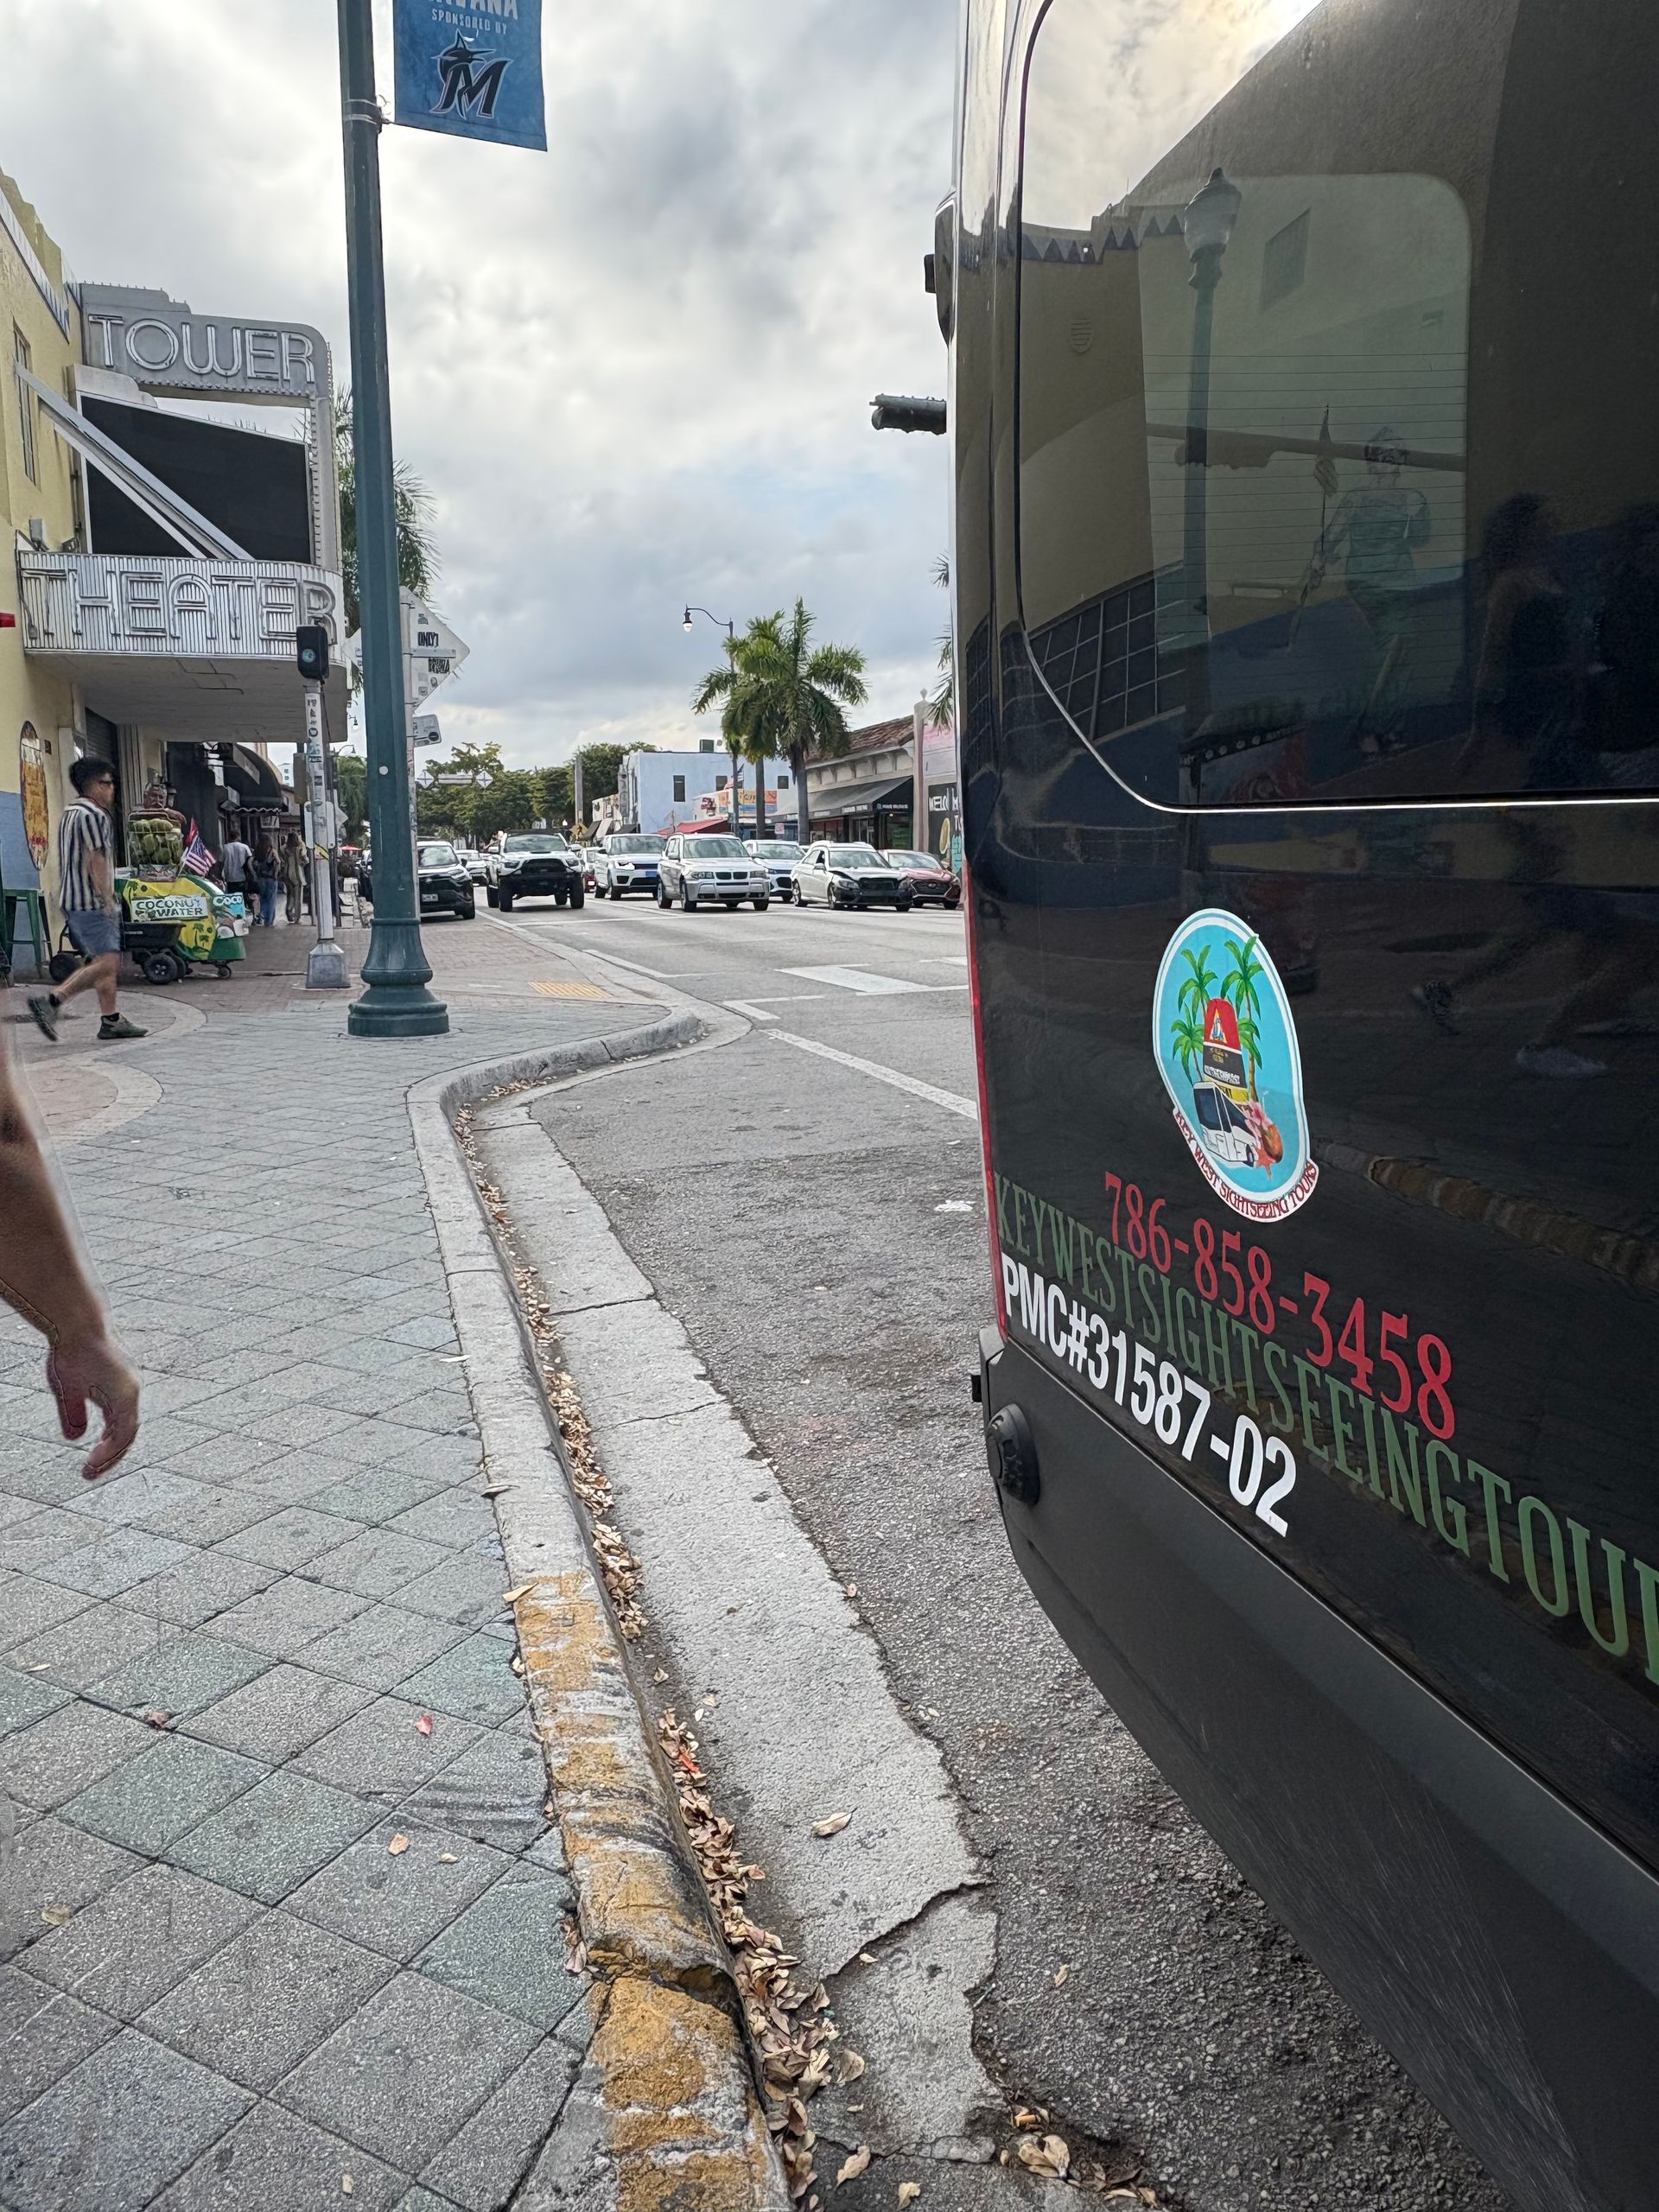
[
  {"xmin": 0, "ymin": 160, "xmax": 346, "ymax": 976},
  {"xmin": 0, "ymin": 168, "xmax": 85, "ymax": 945}
]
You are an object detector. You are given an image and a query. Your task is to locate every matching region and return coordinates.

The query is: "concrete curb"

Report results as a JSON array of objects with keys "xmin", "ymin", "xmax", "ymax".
[{"xmin": 405, "ymin": 1012, "xmax": 790, "ymax": 2212}]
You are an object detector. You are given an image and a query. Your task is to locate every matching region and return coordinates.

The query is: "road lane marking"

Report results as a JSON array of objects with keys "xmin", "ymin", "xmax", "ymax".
[
  {"xmin": 771, "ymin": 1032, "xmax": 979, "ymax": 1119},
  {"xmin": 722, "ymin": 995, "xmax": 829, "ymax": 1024},
  {"xmin": 782, "ymin": 965, "xmax": 929, "ymax": 995}
]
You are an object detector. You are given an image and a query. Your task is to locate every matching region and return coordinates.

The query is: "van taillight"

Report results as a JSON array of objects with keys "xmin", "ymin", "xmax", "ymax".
[{"xmin": 963, "ymin": 861, "xmax": 1007, "ymax": 1334}]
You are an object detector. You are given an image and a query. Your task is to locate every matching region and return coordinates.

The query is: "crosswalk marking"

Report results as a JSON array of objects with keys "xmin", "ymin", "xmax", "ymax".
[{"xmin": 782, "ymin": 965, "xmax": 929, "ymax": 995}]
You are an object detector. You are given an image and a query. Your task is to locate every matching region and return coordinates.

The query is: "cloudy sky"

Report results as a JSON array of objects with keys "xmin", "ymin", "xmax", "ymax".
[{"xmin": 1, "ymin": 0, "xmax": 956, "ymax": 766}]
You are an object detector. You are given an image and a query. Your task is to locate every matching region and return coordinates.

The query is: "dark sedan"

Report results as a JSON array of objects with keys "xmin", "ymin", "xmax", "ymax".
[
  {"xmin": 881, "ymin": 849, "xmax": 962, "ymax": 907},
  {"xmin": 357, "ymin": 841, "xmax": 476, "ymax": 919}
]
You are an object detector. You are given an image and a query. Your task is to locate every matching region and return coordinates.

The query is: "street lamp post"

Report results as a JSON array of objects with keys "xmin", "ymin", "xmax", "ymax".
[
  {"xmin": 1178, "ymin": 167, "xmax": 1243, "ymax": 742},
  {"xmin": 682, "ymin": 606, "xmax": 742, "ymax": 834},
  {"xmin": 339, "ymin": 0, "xmax": 447, "ymax": 1037}
]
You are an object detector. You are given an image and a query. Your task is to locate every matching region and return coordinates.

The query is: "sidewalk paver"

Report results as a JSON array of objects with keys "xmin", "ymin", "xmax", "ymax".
[{"xmin": 0, "ymin": 915, "xmax": 664, "ymax": 2209}]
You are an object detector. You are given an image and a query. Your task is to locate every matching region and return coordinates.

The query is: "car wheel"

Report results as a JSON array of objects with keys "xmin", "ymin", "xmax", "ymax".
[
  {"xmin": 609, "ymin": 886, "xmax": 623, "ymax": 900},
  {"xmin": 499, "ymin": 889, "xmax": 515, "ymax": 912},
  {"xmin": 569, "ymin": 883, "xmax": 585, "ymax": 910},
  {"xmin": 753, "ymin": 897, "xmax": 770, "ymax": 912},
  {"xmin": 461, "ymin": 902, "xmax": 476, "ymax": 920},
  {"xmin": 486, "ymin": 886, "xmax": 499, "ymax": 908},
  {"xmin": 680, "ymin": 881, "xmax": 696, "ymax": 912},
  {"xmin": 897, "ymin": 893, "xmax": 913, "ymax": 912},
  {"xmin": 657, "ymin": 880, "xmax": 671, "ymax": 907}
]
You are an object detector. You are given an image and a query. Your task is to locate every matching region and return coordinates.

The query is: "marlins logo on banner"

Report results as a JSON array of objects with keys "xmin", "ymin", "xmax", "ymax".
[{"xmin": 392, "ymin": 0, "xmax": 547, "ymax": 152}]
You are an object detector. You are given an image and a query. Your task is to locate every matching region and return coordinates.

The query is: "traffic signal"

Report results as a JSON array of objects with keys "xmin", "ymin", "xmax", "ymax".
[{"xmin": 295, "ymin": 625, "xmax": 330, "ymax": 683}]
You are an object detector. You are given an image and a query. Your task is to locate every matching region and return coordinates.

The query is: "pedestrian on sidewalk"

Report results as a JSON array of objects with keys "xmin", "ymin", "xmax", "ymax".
[
  {"xmin": 280, "ymin": 828, "xmax": 308, "ymax": 925},
  {"xmin": 27, "ymin": 758, "xmax": 147, "ymax": 1044},
  {"xmin": 220, "ymin": 829, "xmax": 253, "ymax": 904},
  {"xmin": 0, "ymin": 1031, "xmax": 139, "ymax": 1477},
  {"xmin": 251, "ymin": 834, "xmax": 281, "ymax": 928}
]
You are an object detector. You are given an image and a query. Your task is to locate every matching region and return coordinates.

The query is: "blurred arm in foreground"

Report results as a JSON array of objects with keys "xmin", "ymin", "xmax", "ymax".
[{"xmin": 0, "ymin": 1033, "xmax": 138, "ymax": 1478}]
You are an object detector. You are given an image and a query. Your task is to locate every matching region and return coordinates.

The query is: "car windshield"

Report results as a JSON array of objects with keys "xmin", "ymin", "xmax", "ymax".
[
  {"xmin": 505, "ymin": 835, "xmax": 569, "ymax": 853},
  {"xmin": 828, "ymin": 846, "xmax": 885, "ymax": 868},
  {"xmin": 609, "ymin": 837, "xmax": 663, "ymax": 855},
  {"xmin": 886, "ymin": 851, "xmax": 939, "ymax": 871},
  {"xmin": 684, "ymin": 837, "xmax": 747, "ymax": 859},
  {"xmin": 752, "ymin": 843, "xmax": 804, "ymax": 861},
  {"xmin": 418, "ymin": 843, "xmax": 459, "ymax": 868}
]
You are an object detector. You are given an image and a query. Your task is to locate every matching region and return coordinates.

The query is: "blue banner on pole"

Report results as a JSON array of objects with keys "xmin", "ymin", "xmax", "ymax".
[{"xmin": 392, "ymin": 0, "xmax": 546, "ymax": 152}]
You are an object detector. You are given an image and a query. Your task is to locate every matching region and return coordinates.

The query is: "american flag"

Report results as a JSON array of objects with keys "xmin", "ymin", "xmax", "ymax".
[{"xmin": 180, "ymin": 821, "xmax": 216, "ymax": 878}]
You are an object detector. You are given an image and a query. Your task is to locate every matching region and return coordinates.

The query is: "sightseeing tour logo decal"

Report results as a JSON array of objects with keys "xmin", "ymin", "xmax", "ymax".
[{"xmin": 1153, "ymin": 910, "xmax": 1317, "ymax": 1222}]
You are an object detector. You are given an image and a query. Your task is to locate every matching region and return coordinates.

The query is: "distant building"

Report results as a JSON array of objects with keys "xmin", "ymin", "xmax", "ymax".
[
  {"xmin": 615, "ymin": 746, "xmax": 797, "ymax": 839},
  {"xmin": 807, "ymin": 706, "xmax": 959, "ymax": 861},
  {"xmin": 0, "ymin": 160, "xmax": 346, "ymax": 969}
]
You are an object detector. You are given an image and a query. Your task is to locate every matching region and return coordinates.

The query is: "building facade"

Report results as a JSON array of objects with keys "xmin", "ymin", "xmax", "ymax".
[
  {"xmin": 615, "ymin": 746, "xmax": 798, "ymax": 840},
  {"xmin": 1, "ymin": 166, "xmax": 346, "ymax": 969},
  {"xmin": 807, "ymin": 705, "xmax": 960, "ymax": 859}
]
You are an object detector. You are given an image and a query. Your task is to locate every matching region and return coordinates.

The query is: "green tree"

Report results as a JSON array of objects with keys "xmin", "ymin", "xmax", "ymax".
[
  {"xmin": 335, "ymin": 393, "xmax": 440, "ymax": 640},
  {"xmin": 470, "ymin": 769, "xmax": 540, "ymax": 844},
  {"xmin": 334, "ymin": 751, "xmax": 368, "ymax": 841},
  {"xmin": 1221, "ymin": 934, "xmax": 1267, "ymax": 1095},
  {"xmin": 930, "ymin": 556, "xmax": 953, "ymax": 726},
  {"xmin": 569, "ymin": 741, "xmax": 630, "ymax": 824},
  {"xmin": 693, "ymin": 601, "xmax": 868, "ymax": 844},
  {"xmin": 537, "ymin": 763, "xmax": 573, "ymax": 828}
]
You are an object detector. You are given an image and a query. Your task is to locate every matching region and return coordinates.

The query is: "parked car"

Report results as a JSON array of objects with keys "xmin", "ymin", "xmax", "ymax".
[
  {"xmin": 658, "ymin": 834, "xmax": 770, "ymax": 911},
  {"xmin": 359, "ymin": 839, "xmax": 475, "ymax": 919},
  {"xmin": 462, "ymin": 850, "xmax": 490, "ymax": 887},
  {"xmin": 745, "ymin": 840, "xmax": 805, "ymax": 900},
  {"xmin": 880, "ymin": 848, "xmax": 962, "ymax": 908},
  {"xmin": 592, "ymin": 835, "xmax": 666, "ymax": 899},
  {"xmin": 791, "ymin": 842, "xmax": 912, "ymax": 911},
  {"xmin": 485, "ymin": 832, "xmax": 585, "ymax": 912}
]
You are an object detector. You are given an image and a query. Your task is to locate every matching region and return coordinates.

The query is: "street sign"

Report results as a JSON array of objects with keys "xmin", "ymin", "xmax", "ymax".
[
  {"xmin": 411, "ymin": 712, "xmax": 442, "ymax": 747},
  {"xmin": 402, "ymin": 592, "xmax": 470, "ymax": 709}
]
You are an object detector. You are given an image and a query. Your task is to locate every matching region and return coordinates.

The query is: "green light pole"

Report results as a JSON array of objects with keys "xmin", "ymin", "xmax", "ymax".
[{"xmin": 338, "ymin": 0, "xmax": 448, "ymax": 1037}]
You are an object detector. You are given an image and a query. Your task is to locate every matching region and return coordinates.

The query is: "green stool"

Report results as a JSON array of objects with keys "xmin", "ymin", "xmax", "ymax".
[{"xmin": 1, "ymin": 887, "xmax": 48, "ymax": 981}]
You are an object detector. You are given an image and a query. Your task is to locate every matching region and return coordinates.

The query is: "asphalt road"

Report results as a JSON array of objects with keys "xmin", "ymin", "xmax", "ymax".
[{"xmin": 491, "ymin": 891, "xmax": 1508, "ymax": 2212}]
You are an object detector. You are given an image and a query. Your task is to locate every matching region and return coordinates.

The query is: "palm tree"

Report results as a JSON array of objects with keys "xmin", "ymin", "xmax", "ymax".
[
  {"xmin": 695, "ymin": 601, "xmax": 868, "ymax": 847},
  {"xmin": 1169, "ymin": 1008, "xmax": 1206, "ymax": 1084},
  {"xmin": 930, "ymin": 556, "xmax": 953, "ymax": 726},
  {"xmin": 334, "ymin": 393, "xmax": 440, "ymax": 639},
  {"xmin": 1178, "ymin": 944, "xmax": 1217, "ymax": 1021},
  {"xmin": 1222, "ymin": 934, "xmax": 1267, "ymax": 1094}
]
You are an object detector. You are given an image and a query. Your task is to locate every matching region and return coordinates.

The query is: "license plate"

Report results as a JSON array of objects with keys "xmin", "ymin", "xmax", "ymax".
[{"xmin": 421, "ymin": 893, "xmax": 438, "ymax": 906}]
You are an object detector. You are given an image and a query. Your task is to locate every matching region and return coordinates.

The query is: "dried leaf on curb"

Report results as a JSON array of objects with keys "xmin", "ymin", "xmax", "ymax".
[
  {"xmin": 1053, "ymin": 1963, "xmax": 1070, "ymax": 1986},
  {"xmin": 858, "ymin": 1952, "xmax": 877, "ymax": 1966},
  {"xmin": 811, "ymin": 1812, "xmax": 851, "ymax": 1839},
  {"xmin": 414, "ymin": 1713, "xmax": 435, "ymax": 1737},
  {"xmin": 898, "ymin": 2187, "xmax": 922, "ymax": 2206},
  {"xmin": 438, "ymin": 1853, "xmax": 459, "ymax": 1865},
  {"xmin": 836, "ymin": 2146, "xmax": 871, "ymax": 2184},
  {"xmin": 835, "ymin": 2051, "xmax": 867, "ymax": 2086},
  {"xmin": 40, "ymin": 1904, "xmax": 72, "ymax": 1927},
  {"xmin": 510, "ymin": 1656, "xmax": 525, "ymax": 1676},
  {"xmin": 481, "ymin": 1484, "xmax": 511, "ymax": 1498},
  {"xmin": 143, "ymin": 1710, "xmax": 175, "ymax": 1731},
  {"xmin": 502, "ymin": 1584, "xmax": 533, "ymax": 1605},
  {"xmin": 387, "ymin": 1834, "xmax": 410, "ymax": 1856},
  {"xmin": 653, "ymin": 1669, "xmax": 670, "ymax": 1683},
  {"xmin": 340, "ymin": 2178, "xmax": 354, "ymax": 2197},
  {"xmin": 1014, "ymin": 2134, "xmax": 1071, "ymax": 2180}
]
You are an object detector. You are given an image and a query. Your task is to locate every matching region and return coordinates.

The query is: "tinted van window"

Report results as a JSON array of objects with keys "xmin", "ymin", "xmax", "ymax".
[{"xmin": 1018, "ymin": 0, "xmax": 1659, "ymax": 804}]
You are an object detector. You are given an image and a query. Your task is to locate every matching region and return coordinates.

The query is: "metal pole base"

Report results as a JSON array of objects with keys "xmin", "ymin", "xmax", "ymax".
[
  {"xmin": 306, "ymin": 942, "xmax": 351, "ymax": 990},
  {"xmin": 349, "ymin": 912, "xmax": 448, "ymax": 1036}
]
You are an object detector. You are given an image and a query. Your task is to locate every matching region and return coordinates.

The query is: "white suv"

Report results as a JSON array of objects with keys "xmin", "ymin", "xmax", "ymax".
[
  {"xmin": 592, "ymin": 834, "xmax": 664, "ymax": 899},
  {"xmin": 746, "ymin": 840, "xmax": 805, "ymax": 899},
  {"xmin": 658, "ymin": 834, "xmax": 770, "ymax": 912}
]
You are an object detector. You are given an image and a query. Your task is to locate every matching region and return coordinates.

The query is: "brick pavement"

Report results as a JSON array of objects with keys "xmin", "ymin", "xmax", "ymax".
[{"xmin": 0, "ymin": 910, "xmax": 664, "ymax": 2211}]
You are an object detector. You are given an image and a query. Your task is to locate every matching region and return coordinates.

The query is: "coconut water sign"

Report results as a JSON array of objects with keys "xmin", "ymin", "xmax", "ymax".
[{"xmin": 1153, "ymin": 910, "xmax": 1317, "ymax": 1223}]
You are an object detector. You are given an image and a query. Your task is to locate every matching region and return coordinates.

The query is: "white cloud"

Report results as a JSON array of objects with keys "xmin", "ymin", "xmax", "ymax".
[{"xmin": 0, "ymin": 0, "xmax": 954, "ymax": 764}]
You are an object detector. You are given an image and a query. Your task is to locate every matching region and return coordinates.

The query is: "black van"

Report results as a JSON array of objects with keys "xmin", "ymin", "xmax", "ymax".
[{"xmin": 956, "ymin": 3, "xmax": 1659, "ymax": 2205}]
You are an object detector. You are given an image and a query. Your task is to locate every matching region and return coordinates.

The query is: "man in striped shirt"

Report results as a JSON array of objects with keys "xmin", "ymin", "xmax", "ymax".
[{"xmin": 28, "ymin": 757, "xmax": 147, "ymax": 1042}]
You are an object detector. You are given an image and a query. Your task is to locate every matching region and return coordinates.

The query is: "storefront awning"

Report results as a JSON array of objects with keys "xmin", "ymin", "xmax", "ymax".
[{"xmin": 810, "ymin": 775, "xmax": 911, "ymax": 821}]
